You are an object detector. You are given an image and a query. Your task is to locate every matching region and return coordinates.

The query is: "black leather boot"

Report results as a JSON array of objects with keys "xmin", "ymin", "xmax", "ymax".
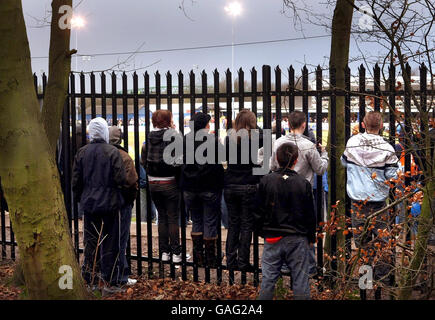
[
  {"xmin": 191, "ymin": 232, "xmax": 204, "ymax": 267},
  {"xmin": 204, "ymin": 237, "xmax": 218, "ymax": 268}
]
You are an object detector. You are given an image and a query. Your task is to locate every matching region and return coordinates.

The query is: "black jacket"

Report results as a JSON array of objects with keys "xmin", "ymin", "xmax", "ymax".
[
  {"xmin": 180, "ymin": 130, "xmax": 224, "ymax": 192},
  {"xmin": 145, "ymin": 129, "xmax": 180, "ymax": 178},
  {"xmin": 253, "ymin": 168, "xmax": 317, "ymax": 243},
  {"xmin": 224, "ymin": 129, "xmax": 264, "ymax": 186},
  {"xmin": 72, "ymin": 139, "xmax": 126, "ymax": 214}
]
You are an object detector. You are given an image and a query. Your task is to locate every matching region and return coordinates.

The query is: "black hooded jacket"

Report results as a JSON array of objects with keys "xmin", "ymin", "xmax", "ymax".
[
  {"xmin": 253, "ymin": 168, "xmax": 317, "ymax": 243},
  {"xmin": 180, "ymin": 130, "xmax": 224, "ymax": 192},
  {"xmin": 72, "ymin": 139, "xmax": 126, "ymax": 214}
]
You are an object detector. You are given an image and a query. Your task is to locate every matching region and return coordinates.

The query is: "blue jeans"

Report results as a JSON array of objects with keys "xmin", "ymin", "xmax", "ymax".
[
  {"xmin": 220, "ymin": 190, "xmax": 229, "ymax": 229},
  {"xmin": 259, "ymin": 235, "xmax": 311, "ymax": 300},
  {"xmin": 184, "ymin": 190, "xmax": 221, "ymax": 238},
  {"xmin": 120, "ymin": 204, "xmax": 132, "ymax": 283}
]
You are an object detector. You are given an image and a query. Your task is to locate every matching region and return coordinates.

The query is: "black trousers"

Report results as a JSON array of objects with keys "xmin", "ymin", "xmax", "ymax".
[
  {"xmin": 82, "ymin": 210, "xmax": 122, "ymax": 286},
  {"xmin": 224, "ymin": 184, "xmax": 257, "ymax": 270},
  {"xmin": 149, "ymin": 182, "xmax": 181, "ymax": 256}
]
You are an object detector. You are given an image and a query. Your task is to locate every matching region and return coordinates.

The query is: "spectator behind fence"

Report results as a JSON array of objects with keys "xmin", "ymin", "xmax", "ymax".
[
  {"xmin": 72, "ymin": 117, "xmax": 127, "ymax": 294},
  {"xmin": 255, "ymin": 142, "xmax": 316, "ymax": 300},
  {"xmin": 341, "ymin": 111, "xmax": 399, "ymax": 300},
  {"xmin": 109, "ymin": 126, "xmax": 138, "ymax": 286},
  {"xmin": 270, "ymin": 111, "xmax": 328, "ymax": 187},
  {"xmin": 270, "ymin": 111, "xmax": 328, "ymax": 276},
  {"xmin": 144, "ymin": 110, "xmax": 183, "ymax": 263},
  {"xmin": 181, "ymin": 112, "xmax": 224, "ymax": 267},
  {"xmin": 224, "ymin": 109, "xmax": 264, "ymax": 272}
]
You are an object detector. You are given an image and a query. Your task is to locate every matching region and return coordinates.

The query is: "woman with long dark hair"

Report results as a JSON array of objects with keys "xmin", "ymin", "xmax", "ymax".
[{"xmin": 224, "ymin": 109, "xmax": 263, "ymax": 271}]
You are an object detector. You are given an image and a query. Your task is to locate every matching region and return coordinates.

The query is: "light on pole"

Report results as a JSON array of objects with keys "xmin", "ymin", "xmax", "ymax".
[
  {"xmin": 71, "ymin": 16, "xmax": 86, "ymax": 72},
  {"xmin": 224, "ymin": 2, "xmax": 242, "ymax": 110}
]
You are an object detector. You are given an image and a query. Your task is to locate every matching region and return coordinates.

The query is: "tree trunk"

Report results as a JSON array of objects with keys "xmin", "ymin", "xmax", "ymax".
[
  {"xmin": 41, "ymin": 0, "xmax": 74, "ymax": 154},
  {"xmin": 325, "ymin": 0, "xmax": 354, "ymax": 278},
  {"xmin": 0, "ymin": 0, "xmax": 87, "ymax": 299},
  {"xmin": 398, "ymin": 179, "xmax": 434, "ymax": 299}
]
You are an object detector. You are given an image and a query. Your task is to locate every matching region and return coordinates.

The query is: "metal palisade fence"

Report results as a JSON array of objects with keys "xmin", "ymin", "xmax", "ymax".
[{"xmin": 0, "ymin": 63, "xmax": 433, "ymax": 286}]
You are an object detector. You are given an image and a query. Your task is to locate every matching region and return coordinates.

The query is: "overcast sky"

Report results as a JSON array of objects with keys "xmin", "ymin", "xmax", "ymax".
[{"xmin": 23, "ymin": 0, "xmax": 379, "ymax": 84}]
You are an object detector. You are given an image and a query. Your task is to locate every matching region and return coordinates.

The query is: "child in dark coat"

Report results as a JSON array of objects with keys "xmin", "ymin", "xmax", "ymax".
[{"xmin": 255, "ymin": 142, "xmax": 316, "ymax": 300}]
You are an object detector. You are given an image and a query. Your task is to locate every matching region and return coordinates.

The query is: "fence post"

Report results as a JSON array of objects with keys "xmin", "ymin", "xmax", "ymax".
[
  {"xmin": 288, "ymin": 66, "xmax": 295, "ymax": 113},
  {"xmin": 302, "ymin": 65, "xmax": 309, "ymax": 136},
  {"xmin": 80, "ymin": 72, "xmax": 86, "ymax": 146},
  {"xmin": 315, "ymin": 65, "xmax": 324, "ymax": 284},
  {"xmin": 262, "ymin": 65, "xmax": 272, "ymax": 130},
  {"xmin": 251, "ymin": 67, "xmax": 258, "ymax": 117},
  {"xmin": 329, "ymin": 66, "xmax": 338, "ymax": 281},
  {"xmin": 190, "ymin": 70, "xmax": 195, "ymax": 116},
  {"xmin": 70, "ymin": 72, "xmax": 80, "ymax": 259},
  {"xmin": 62, "ymin": 93, "xmax": 72, "ymax": 232},
  {"xmin": 156, "ymin": 71, "xmax": 161, "ymax": 111},
  {"xmin": 374, "ymin": 63, "xmax": 381, "ymax": 112},
  {"xmin": 275, "ymin": 66, "xmax": 282, "ymax": 139},
  {"xmin": 388, "ymin": 63, "xmax": 396, "ymax": 146},
  {"xmin": 101, "ymin": 72, "xmax": 107, "ymax": 120},
  {"xmin": 133, "ymin": 71, "xmax": 142, "ymax": 276},
  {"xmin": 238, "ymin": 68, "xmax": 244, "ymax": 112},
  {"xmin": 91, "ymin": 72, "xmax": 96, "ymax": 118},
  {"xmin": 201, "ymin": 70, "xmax": 207, "ymax": 114},
  {"xmin": 419, "ymin": 63, "xmax": 427, "ymax": 170},
  {"xmin": 42, "ymin": 72, "xmax": 47, "ymax": 96},
  {"xmin": 178, "ymin": 70, "xmax": 188, "ymax": 281},
  {"xmin": 358, "ymin": 64, "xmax": 366, "ymax": 133},
  {"xmin": 167, "ymin": 71, "xmax": 173, "ymax": 113},
  {"xmin": 33, "ymin": 73, "xmax": 38, "ymax": 95},
  {"xmin": 111, "ymin": 71, "xmax": 117, "ymax": 126},
  {"xmin": 144, "ymin": 71, "xmax": 154, "ymax": 279},
  {"xmin": 226, "ymin": 69, "xmax": 233, "ymax": 130},
  {"xmin": 344, "ymin": 65, "xmax": 352, "ymax": 260},
  {"xmin": 213, "ymin": 69, "xmax": 223, "ymax": 285}
]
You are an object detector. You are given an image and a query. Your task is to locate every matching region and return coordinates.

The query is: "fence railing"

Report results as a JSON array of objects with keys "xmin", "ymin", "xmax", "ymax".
[{"xmin": 1, "ymin": 63, "xmax": 434, "ymax": 286}]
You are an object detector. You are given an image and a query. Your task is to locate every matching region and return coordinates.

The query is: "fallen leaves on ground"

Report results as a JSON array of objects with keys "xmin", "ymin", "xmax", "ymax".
[
  {"xmin": 104, "ymin": 278, "xmax": 260, "ymax": 300},
  {"xmin": 0, "ymin": 260, "xmax": 22, "ymax": 300}
]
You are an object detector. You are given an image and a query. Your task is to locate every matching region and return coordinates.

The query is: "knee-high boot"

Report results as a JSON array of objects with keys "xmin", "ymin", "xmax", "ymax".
[
  {"xmin": 191, "ymin": 232, "xmax": 204, "ymax": 267},
  {"xmin": 204, "ymin": 236, "xmax": 218, "ymax": 268}
]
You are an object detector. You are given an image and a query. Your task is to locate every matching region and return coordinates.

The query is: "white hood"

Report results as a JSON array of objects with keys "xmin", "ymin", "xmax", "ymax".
[{"xmin": 88, "ymin": 117, "xmax": 109, "ymax": 143}]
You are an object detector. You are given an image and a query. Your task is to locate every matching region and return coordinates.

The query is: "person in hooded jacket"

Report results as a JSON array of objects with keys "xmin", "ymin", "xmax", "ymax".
[
  {"xmin": 181, "ymin": 112, "xmax": 224, "ymax": 267},
  {"xmin": 144, "ymin": 110, "xmax": 183, "ymax": 263},
  {"xmin": 108, "ymin": 126, "xmax": 138, "ymax": 286},
  {"xmin": 72, "ymin": 117, "xmax": 127, "ymax": 293}
]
